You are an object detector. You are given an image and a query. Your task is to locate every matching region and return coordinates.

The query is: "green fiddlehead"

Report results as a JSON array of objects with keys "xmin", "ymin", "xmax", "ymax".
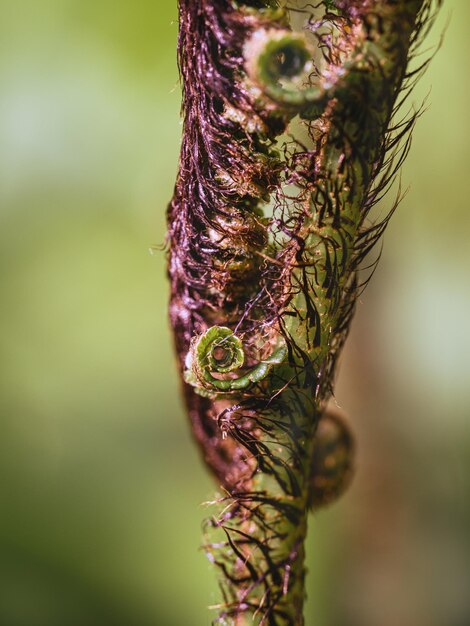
[
  {"xmin": 245, "ymin": 30, "xmax": 326, "ymax": 110},
  {"xmin": 244, "ymin": 25, "xmax": 391, "ymax": 120},
  {"xmin": 184, "ymin": 326, "xmax": 287, "ymax": 396},
  {"xmin": 308, "ymin": 408, "xmax": 355, "ymax": 510}
]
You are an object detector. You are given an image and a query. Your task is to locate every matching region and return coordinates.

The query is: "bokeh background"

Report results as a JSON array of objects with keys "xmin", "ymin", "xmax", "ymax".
[{"xmin": 0, "ymin": 1, "xmax": 469, "ymax": 624}]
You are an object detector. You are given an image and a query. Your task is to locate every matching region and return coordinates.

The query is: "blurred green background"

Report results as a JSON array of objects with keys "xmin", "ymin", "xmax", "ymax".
[{"xmin": 0, "ymin": 1, "xmax": 468, "ymax": 625}]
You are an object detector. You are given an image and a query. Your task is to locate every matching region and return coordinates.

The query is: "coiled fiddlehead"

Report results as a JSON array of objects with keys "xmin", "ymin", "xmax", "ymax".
[
  {"xmin": 308, "ymin": 407, "xmax": 355, "ymax": 510},
  {"xmin": 245, "ymin": 30, "xmax": 325, "ymax": 108},
  {"xmin": 185, "ymin": 326, "xmax": 287, "ymax": 396}
]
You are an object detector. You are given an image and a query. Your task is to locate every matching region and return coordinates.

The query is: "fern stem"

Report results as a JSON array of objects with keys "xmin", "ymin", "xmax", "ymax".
[{"xmin": 167, "ymin": 0, "xmax": 441, "ymax": 623}]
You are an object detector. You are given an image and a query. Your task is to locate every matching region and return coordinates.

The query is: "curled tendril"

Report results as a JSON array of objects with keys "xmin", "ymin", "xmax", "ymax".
[
  {"xmin": 244, "ymin": 29, "xmax": 329, "ymax": 115},
  {"xmin": 184, "ymin": 326, "xmax": 287, "ymax": 396}
]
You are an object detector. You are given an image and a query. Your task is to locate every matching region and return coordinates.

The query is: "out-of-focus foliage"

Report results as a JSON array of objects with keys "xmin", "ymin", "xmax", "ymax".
[{"xmin": 0, "ymin": 1, "xmax": 468, "ymax": 624}]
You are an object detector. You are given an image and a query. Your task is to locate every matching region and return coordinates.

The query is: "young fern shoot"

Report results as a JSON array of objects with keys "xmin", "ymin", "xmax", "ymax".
[{"xmin": 166, "ymin": 0, "xmax": 441, "ymax": 623}]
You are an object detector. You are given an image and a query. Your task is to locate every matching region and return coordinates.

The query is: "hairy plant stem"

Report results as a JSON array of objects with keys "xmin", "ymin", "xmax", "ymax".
[{"xmin": 167, "ymin": 0, "xmax": 440, "ymax": 623}]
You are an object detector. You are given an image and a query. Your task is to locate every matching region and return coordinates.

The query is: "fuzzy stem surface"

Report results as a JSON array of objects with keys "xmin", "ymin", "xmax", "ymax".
[{"xmin": 167, "ymin": 0, "xmax": 440, "ymax": 623}]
